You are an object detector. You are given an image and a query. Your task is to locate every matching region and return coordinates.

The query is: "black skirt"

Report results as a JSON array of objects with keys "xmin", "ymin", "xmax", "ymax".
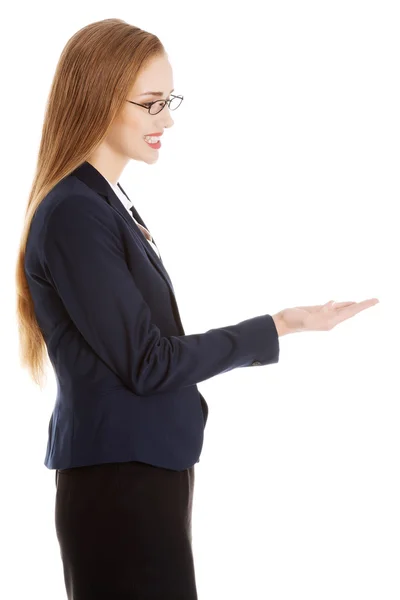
[{"xmin": 55, "ymin": 460, "xmax": 198, "ymax": 599}]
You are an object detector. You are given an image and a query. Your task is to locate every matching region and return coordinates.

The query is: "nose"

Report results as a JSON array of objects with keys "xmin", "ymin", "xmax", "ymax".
[{"xmin": 159, "ymin": 104, "xmax": 174, "ymax": 129}]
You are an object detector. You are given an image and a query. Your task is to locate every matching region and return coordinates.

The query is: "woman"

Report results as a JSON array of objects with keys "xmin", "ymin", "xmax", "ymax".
[{"xmin": 15, "ymin": 18, "xmax": 379, "ymax": 600}]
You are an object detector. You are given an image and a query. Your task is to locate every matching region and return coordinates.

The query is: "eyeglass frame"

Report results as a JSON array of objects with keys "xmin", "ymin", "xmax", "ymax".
[{"xmin": 125, "ymin": 94, "xmax": 184, "ymax": 115}]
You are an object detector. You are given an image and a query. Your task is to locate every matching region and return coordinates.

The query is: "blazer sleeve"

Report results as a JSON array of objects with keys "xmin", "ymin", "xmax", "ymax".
[{"xmin": 42, "ymin": 194, "xmax": 280, "ymax": 396}]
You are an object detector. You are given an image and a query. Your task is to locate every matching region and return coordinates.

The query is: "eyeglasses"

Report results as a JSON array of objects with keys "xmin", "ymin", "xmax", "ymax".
[{"xmin": 126, "ymin": 94, "xmax": 184, "ymax": 115}]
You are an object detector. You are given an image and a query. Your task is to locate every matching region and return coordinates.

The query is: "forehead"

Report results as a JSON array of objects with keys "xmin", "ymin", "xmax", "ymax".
[{"xmin": 130, "ymin": 54, "xmax": 174, "ymax": 97}]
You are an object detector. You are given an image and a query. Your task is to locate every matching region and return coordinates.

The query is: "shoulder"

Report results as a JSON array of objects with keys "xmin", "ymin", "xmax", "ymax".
[
  {"xmin": 43, "ymin": 176, "xmax": 114, "ymax": 228},
  {"xmin": 44, "ymin": 176, "xmax": 106, "ymax": 217},
  {"xmin": 41, "ymin": 177, "xmax": 122, "ymax": 254}
]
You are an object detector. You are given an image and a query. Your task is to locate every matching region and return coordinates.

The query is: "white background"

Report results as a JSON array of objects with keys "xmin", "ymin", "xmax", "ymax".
[{"xmin": 1, "ymin": 1, "xmax": 398, "ymax": 598}]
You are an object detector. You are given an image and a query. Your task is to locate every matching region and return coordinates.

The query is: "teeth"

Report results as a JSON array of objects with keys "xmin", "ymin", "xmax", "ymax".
[{"xmin": 144, "ymin": 135, "xmax": 160, "ymax": 143}]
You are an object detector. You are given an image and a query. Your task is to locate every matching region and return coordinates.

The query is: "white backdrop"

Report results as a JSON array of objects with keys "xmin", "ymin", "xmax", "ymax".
[{"xmin": 1, "ymin": 1, "xmax": 398, "ymax": 598}]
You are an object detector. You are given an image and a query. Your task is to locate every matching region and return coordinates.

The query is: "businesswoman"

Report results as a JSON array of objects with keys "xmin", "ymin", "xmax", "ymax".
[{"xmin": 15, "ymin": 18, "xmax": 379, "ymax": 600}]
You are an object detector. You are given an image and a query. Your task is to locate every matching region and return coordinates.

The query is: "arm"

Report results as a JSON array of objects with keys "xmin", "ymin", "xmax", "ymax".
[{"xmin": 42, "ymin": 194, "xmax": 280, "ymax": 396}]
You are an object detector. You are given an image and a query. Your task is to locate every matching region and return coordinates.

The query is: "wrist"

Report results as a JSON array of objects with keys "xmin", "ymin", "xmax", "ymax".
[{"xmin": 272, "ymin": 312, "xmax": 290, "ymax": 337}]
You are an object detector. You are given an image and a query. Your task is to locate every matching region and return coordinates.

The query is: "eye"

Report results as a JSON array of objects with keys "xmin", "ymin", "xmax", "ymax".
[{"xmin": 143, "ymin": 102, "xmax": 153, "ymax": 108}]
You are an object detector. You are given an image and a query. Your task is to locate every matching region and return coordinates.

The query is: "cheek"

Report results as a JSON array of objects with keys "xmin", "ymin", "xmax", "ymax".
[
  {"xmin": 108, "ymin": 119, "xmax": 144, "ymax": 149},
  {"xmin": 122, "ymin": 115, "xmax": 146, "ymax": 142}
]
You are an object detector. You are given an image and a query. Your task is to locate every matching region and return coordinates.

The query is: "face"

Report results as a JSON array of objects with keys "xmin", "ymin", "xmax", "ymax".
[{"xmin": 96, "ymin": 53, "xmax": 175, "ymax": 172}]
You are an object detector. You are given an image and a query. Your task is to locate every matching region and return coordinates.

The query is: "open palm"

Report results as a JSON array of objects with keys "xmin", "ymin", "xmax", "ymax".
[{"xmin": 280, "ymin": 298, "xmax": 380, "ymax": 333}]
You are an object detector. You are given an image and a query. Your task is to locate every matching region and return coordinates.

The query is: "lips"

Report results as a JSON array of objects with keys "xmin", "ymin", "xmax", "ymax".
[{"xmin": 145, "ymin": 132, "xmax": 163, "ymax": 136}]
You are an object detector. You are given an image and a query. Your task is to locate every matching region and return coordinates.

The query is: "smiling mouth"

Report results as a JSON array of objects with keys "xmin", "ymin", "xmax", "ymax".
[{"xmin": 144, "ymin": 138, "xmax": 161, "ymax": 148}]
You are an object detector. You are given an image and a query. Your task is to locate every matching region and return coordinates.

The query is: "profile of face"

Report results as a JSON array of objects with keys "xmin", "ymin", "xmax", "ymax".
[{"xmin": 102, "ymin": 53, "xmax": 175, "ymax": 167}]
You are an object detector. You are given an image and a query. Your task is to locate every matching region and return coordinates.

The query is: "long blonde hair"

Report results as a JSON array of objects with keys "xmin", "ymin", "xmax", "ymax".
[{"xmin": 15, "ymin": 18, "xmax": 165, "ymax": 389}]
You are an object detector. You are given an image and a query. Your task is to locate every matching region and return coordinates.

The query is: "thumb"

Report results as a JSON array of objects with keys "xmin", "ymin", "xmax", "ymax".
[{"xmin": 323, "ymin": 300, "xmax": 335, "ymax": 310}]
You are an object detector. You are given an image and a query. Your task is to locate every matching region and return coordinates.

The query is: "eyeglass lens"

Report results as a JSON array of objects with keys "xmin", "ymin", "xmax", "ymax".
[{"xmin": 150, "ymin": 96, "xmax": 183, "ymax": 115}]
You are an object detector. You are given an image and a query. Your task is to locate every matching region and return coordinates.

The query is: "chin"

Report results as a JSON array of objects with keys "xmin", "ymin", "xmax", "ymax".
[
  {"xmin": 128, "ymin": 146, "xmax": 157, "ymax": 162},
  {"xmin": 142, "ymin": 154, "xmax": 159, "ymax": 165}
]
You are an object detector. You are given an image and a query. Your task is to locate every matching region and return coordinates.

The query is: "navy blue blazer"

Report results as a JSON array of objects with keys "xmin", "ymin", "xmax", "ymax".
[{"xmin": 24, "ymin": 161, "xmax": 280, "ymax": 471}]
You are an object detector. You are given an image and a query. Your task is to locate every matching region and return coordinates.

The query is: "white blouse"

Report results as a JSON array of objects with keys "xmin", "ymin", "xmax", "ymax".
[{"xmin": 106, "ymin": 179, "xmax": 161, "ymax": 259}]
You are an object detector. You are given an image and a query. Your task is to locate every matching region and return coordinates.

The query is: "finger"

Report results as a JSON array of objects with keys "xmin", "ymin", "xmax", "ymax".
[
  {"xmin": 296, "ymin": 301, "xmax": 357, "ymax": 312},
  {"xmin": 333, "ymin": 301, "xmax": 358, "ymax": 307},
  {"xmin": 336, "ymin": 298, "xmax": 379, "ymax": 312},
  {"xmin": 334, "ymin": 298, "xmax": 379, "ymax": 321}
]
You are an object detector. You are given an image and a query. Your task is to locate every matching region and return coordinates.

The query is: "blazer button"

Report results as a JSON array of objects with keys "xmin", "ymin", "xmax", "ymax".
[{"xmin": 251, "ymin": 360, "xmax": 261, "ymax": 366}]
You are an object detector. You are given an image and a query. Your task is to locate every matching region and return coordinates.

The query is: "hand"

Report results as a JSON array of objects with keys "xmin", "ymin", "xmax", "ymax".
[{"xmin": 274, "ymin": 298, "xmax": 380, "ymax": 335}]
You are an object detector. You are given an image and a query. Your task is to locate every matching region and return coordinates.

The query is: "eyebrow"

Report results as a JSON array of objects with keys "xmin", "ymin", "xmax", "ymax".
[{"xmin": 139, "ymin": 88, "xmax": 174, "ymax": 97}]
